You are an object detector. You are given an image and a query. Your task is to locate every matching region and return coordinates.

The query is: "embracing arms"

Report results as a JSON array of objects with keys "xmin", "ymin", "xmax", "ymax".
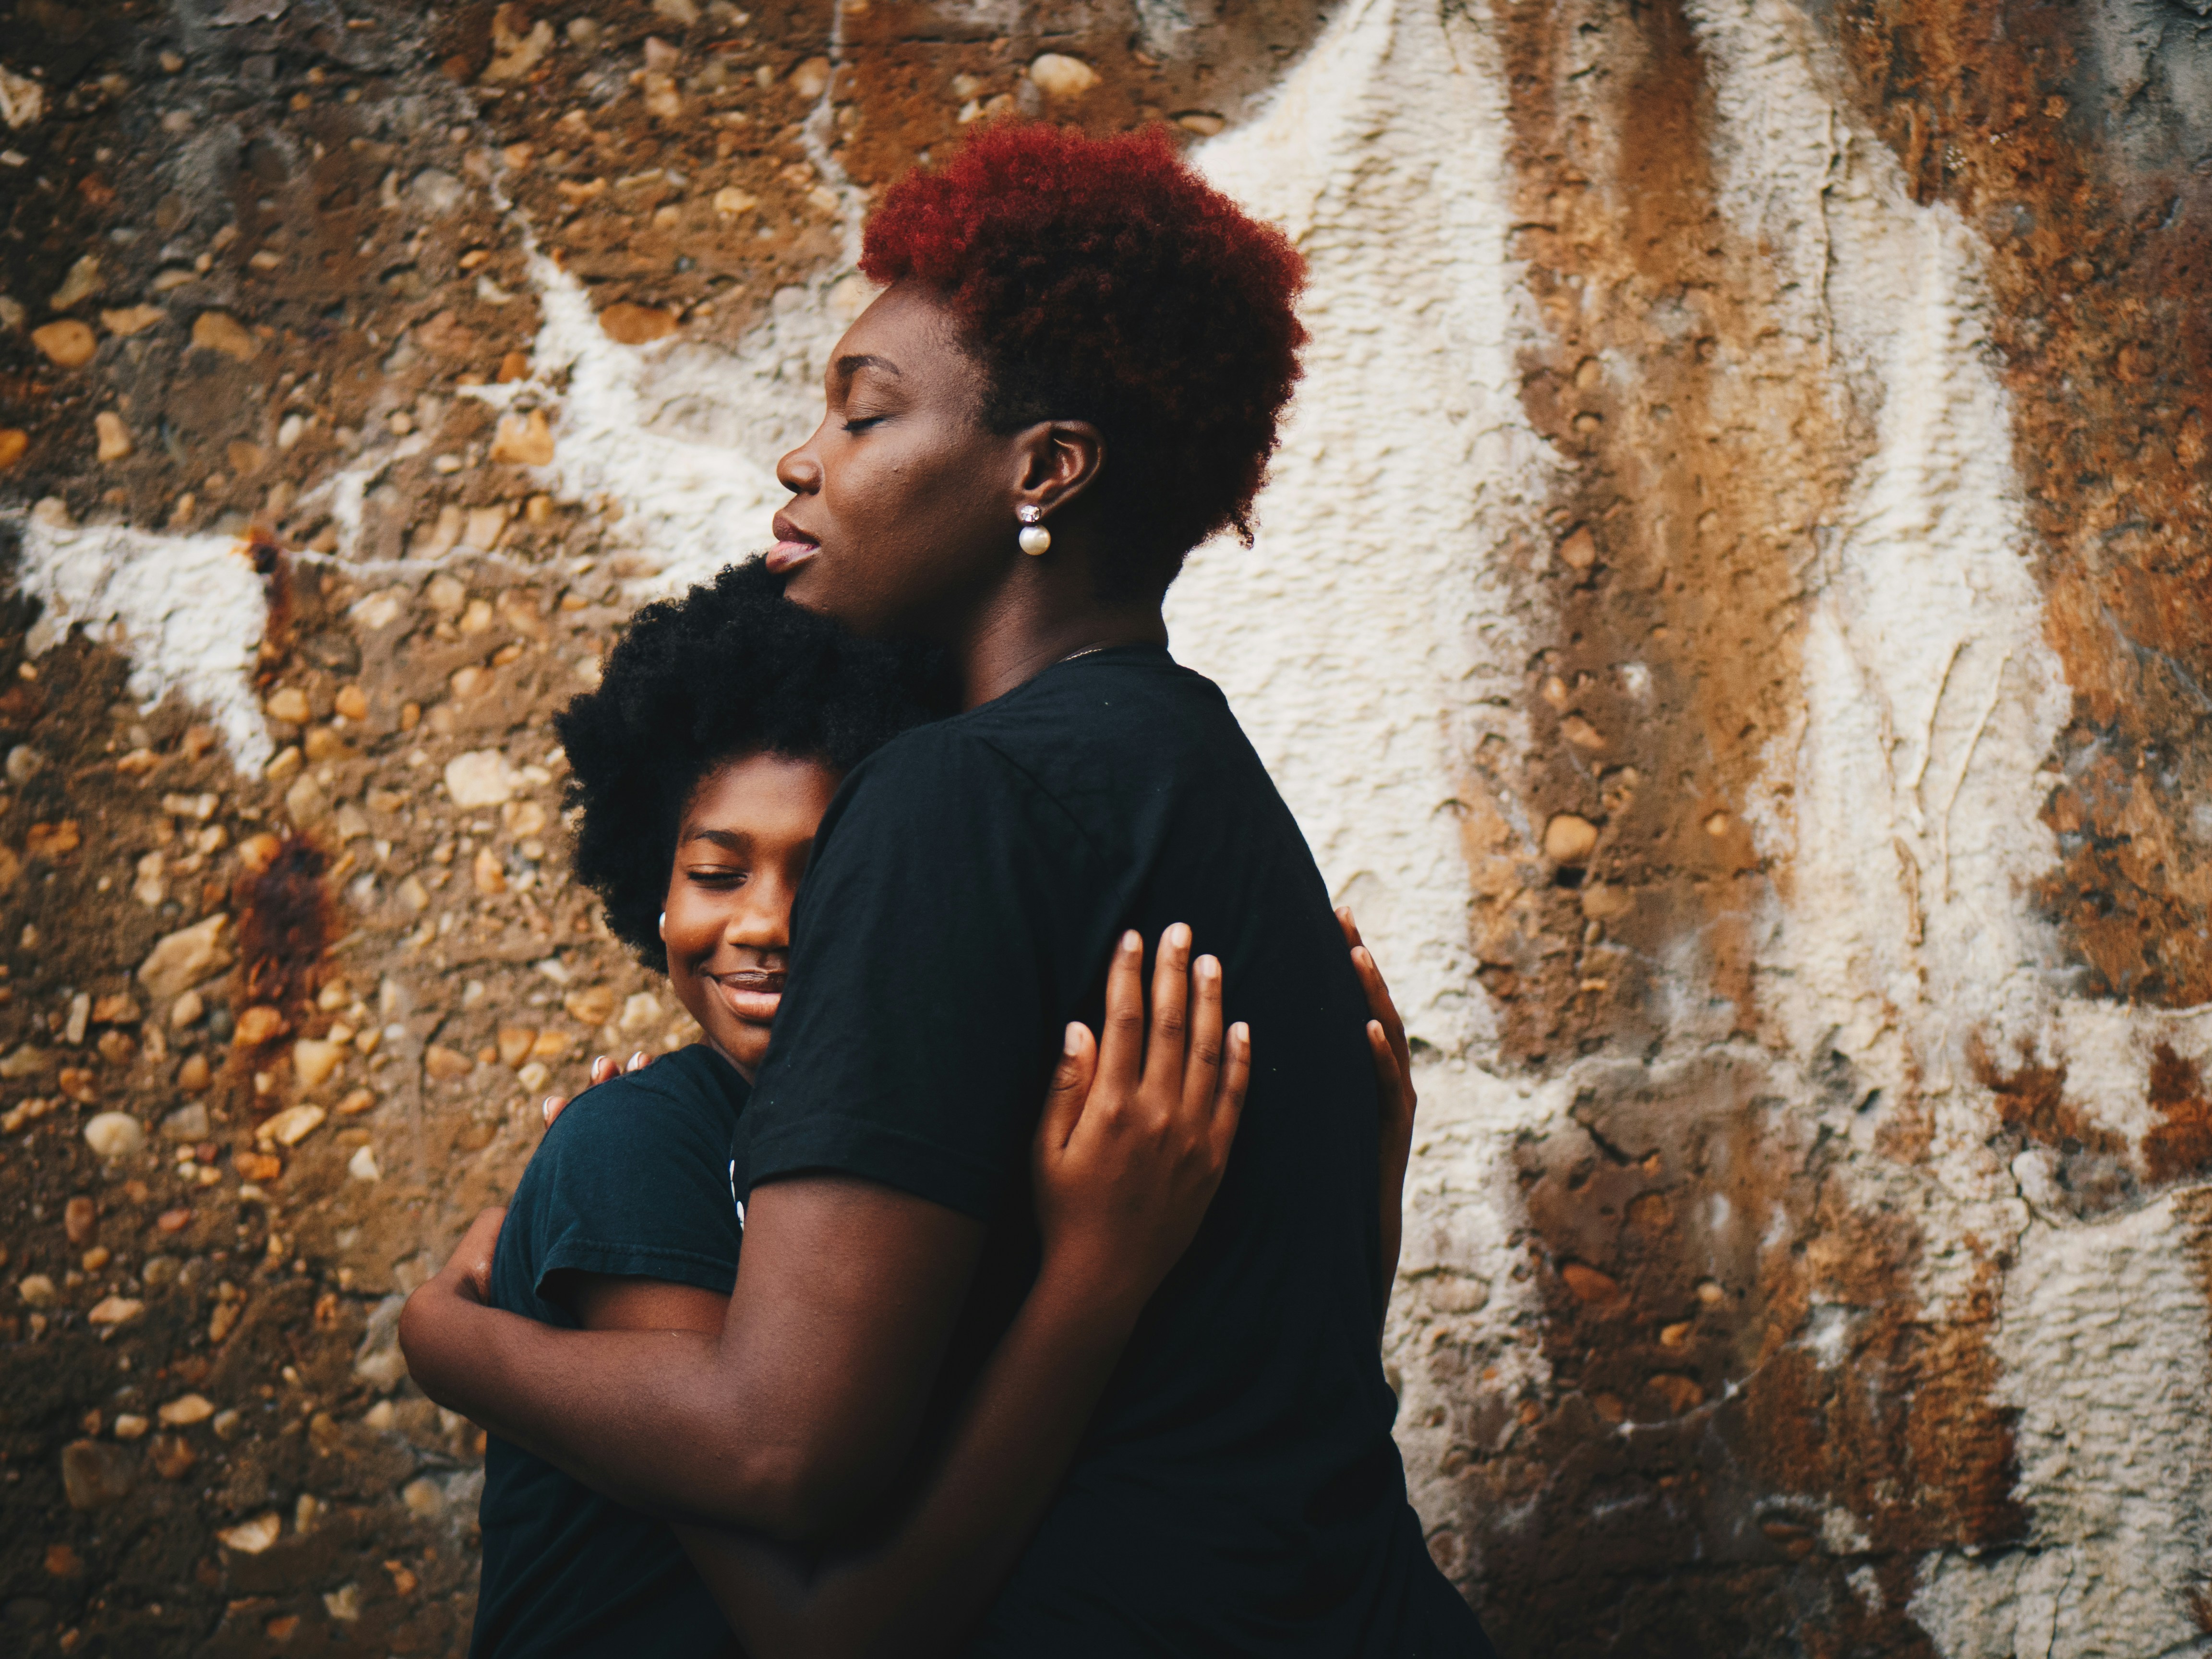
[
  {"xmin": 397, "ymin": 927, "xmax": 1241, "ymax": 1544},
  {"xmin": 671, "ymin": 927, "xmax": 1248, "ymax": 1659},
  {"xmin": 400, "ymin": 916, "xmax": 1419, "ymax": 1548},
  {"xmin": 402, "ymin": 1135, "xmax": 982, "ymax": 1538}
]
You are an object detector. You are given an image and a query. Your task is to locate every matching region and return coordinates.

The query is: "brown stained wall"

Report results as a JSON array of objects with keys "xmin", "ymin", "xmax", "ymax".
[
  {"xmin": 0, "ymin": 536, "xmax": 644, "ymax": 1655},
  {"xmin": 1430, "ymin": 1051, "xmax": 2035, "ymax": 1655},
  {"xmin": 6, "ymin": 0, "xmax": 2212, "ymax": 1652},
  {"xmin": 1475, "ymin": 0, "xmax": 1866, "ymax": 1069},
  {"xmin": 1426, "ymin": 0, "xmax": 2082, "ymax": 1648},
  {"xmin": 1817, "ymin": 0, "xmax": 2212, "ymax": 1009},
  {"xmin": 1, "ymin": 1, "xmax": 555, "ymax": 560}
]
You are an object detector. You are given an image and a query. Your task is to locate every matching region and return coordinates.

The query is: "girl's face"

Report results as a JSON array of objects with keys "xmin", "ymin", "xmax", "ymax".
[
  {"xmin": 660, "ymin": 750, "xmax": 842, "ymax": 1081},
  {"xmin": 767, "ymin": 281, "xmax": 1024, "ymax": 640}
]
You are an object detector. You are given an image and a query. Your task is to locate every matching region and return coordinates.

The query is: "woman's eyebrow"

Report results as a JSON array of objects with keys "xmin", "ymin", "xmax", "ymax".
[
  {"xmin": 682, "ymin": 828, "xmax": 754, "ymax": 851},
  {"xmin": 835, "ymin": 351, "xmax": 901, "ymax": 380}
]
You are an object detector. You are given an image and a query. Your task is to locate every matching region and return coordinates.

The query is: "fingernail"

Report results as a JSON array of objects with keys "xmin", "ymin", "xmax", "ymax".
[
  {"xmin": 541, "ymin": 1097, "xmax": 556, "ymax": 1122},
  {"xmin": 1196, "ymin": 955, "xmax": 1219, "ymax": 979},
  {"xmin": 1167, "ymin": 922, "xmax": 1190, "ymax": 950},
  {"xmin": 592, "ymin": 1054, "xmax": 605, "ymax": 1070},
  {"xmin": 1232, "ymin": 1022, "xmax": 1250, "ymax": 1045},
  {"xmin": 631, "ymin": 1052, "xmax": 646, "ymax": 1068},
  {"xmin": 1065, "ymin": 1022, "xmax": 1084, "ymax": 1056},
  {"xmin": 1122, "ymin": 930, "xmax": 1142, "ymax": 952}
]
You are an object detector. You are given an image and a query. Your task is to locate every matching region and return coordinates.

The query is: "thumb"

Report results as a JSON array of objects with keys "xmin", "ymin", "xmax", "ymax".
[{"xmin": 1035, "ymin": 1022, "xmax": 1097, "ymax": 1161}]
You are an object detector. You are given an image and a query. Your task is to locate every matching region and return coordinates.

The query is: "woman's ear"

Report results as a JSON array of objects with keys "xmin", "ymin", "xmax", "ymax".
[{"xmin": 1015, "ymin": 419, "xmax": 1106, "ymax": 512}]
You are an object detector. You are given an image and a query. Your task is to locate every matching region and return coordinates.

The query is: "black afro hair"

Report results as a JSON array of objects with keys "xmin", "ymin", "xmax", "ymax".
[{"xmin": 554, "ymin": 558, "xmax": 952, "ymax": 971}]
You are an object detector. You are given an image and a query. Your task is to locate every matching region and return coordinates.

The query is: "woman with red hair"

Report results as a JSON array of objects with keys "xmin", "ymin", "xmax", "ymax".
[{"xmin": 405, "ymin": 122, "xmax": 1494, "ymax": 1655}]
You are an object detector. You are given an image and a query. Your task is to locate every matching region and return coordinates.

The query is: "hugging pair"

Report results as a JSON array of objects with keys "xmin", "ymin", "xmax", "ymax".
[{"xmin": 400, "ymin": 123, "xmax": 1496, "ymax": 1656}]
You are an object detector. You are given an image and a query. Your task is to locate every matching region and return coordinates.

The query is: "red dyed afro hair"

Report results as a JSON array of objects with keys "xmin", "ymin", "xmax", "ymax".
[{"xmin": 860, "ymin": 121, "xmax": 1307, "ymax": 594}]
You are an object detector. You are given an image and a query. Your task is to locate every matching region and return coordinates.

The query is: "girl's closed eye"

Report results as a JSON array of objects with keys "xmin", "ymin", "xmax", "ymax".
[{"xmin": 685, "ymin": 864, "xmax": 750, "ymax": 888}]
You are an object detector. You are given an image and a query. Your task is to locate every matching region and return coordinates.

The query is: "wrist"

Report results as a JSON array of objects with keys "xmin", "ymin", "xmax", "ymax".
[{"xmin": 1030, "ymin": 1245, "xmax": 1152, "ymax": 1343}]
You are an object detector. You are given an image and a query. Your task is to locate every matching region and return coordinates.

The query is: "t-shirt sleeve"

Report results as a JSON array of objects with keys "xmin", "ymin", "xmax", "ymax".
[
  {"xmin": 739, "ymin": 726, "xmax": 1104, "ymax": 1220},
  {"xmin": 504, "ymin": 1070, "xmax": 745, "ymax": 1305}
]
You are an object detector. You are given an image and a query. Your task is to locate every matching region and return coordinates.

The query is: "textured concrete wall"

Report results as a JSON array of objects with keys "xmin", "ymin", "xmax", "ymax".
[{"xmin": 4, "ymin": 0, "xmax": 2211, "ymax": 1653}]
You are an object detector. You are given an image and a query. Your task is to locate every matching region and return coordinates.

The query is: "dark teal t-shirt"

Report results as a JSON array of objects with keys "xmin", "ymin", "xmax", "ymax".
[{"xmin": 471, "ymin": 1044, "xmax": 748, "ymax": 1659}]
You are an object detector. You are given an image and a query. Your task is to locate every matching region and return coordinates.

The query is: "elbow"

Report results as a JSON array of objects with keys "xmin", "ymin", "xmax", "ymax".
[
  {"xmin": 737, "ymin": 1440, "xmax": 888, "ymax": 1543},
  {"xmin": 396, "ymin": 1286, "xmax": 460, "ymax": 1408}
]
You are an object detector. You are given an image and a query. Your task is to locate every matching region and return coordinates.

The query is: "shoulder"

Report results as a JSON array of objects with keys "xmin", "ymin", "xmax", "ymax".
[
  {"xmin": 532, "ymin": 1050, "xmax": 741, "ymax": 1175},
  {"xmin": 819, "ymin": 717, "xmax": 1083, "ymax": 854},
  {"xmin": 504, "ymin": 1048, "xmax": 746, "ymax": 1294},
  {"xmin": 840, "ymin": 716, "xmax": 1027, "ymax": 795}
]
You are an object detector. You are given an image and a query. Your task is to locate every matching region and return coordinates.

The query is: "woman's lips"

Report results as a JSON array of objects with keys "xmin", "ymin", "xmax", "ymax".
[
  {"xmin": 766, "ymin": 515, "xmax": 819, "ymax": 574},
  {"xmin": 714, "ymin": 971, "xmax": 782, "ymax": 1024}
]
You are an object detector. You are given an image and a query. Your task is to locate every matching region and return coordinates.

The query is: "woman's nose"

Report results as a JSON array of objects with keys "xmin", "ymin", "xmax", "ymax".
[{"xmin": 776, "ymin": 440, "xmax": 822, "ymax": 494}]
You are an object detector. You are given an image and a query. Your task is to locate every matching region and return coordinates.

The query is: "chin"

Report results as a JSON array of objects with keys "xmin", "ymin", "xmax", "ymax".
[
  {"xmin": 778, "ymin": 562, "xmax": 840, "ymax": 615},
  {"xmin": 726, "ymin": 1032, "xmax": 773, "ymax": 1074}
]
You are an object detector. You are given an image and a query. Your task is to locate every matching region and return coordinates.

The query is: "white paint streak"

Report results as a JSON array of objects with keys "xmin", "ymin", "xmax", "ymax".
[
  {"xmin": 1689, "ymin": 0, "xmax": 2069, "ymax": 1110},
  {"xmin": 1689, "ymin": 3, "xmax": 2212, "ymax": 1647},
  {"xmin": 1178, "ymin": 0, "xmax": 1548, "ymax": 1063},
  {"xmin": 1167, "ymin": 0, "xmax": 1566, "ymax": 1567},
  {"xmin": 7, "ymin": 506, "xmax": 272, "ymax": 770},
  {"xmin": 1911, "ymin": 1192, "xmax": 2212, "ymax": 1657},
  {"xmin": 466, "ymin": 250, "xmax": 856, "ymax": 596}
]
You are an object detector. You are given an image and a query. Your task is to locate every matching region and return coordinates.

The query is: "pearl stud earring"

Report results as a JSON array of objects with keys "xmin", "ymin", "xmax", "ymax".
[
  {"xmin": 1017, "ymin": 504, "xmax": 1051, "ymax": 556},
  {"xmin": 658, "ymin": 911, "xmax": 666, "ymax": 933}
]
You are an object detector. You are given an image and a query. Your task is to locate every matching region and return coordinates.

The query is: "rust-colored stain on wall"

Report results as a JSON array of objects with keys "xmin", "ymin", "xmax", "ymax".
[
  {"xmin": 1472, "ymin": 0, "xmax": 1864, "ymax": 1068},
  {"xmin": 1822, "ymin": 0, "xmax": 2212, "ymax": 1008}
]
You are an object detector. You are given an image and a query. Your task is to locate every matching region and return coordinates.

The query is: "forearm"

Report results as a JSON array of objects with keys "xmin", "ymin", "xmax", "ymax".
[
  {"xmin": 1379, "ymin": 1136, "xmax": 1412, "ymax": 1322},
  {"xmin": 399, "ymin": 1287, "xmax": 799, "ymax": 1532},
  {"xmin": 403, "ymin": 1178, "xmax": 984, "ymax": 1539},
  {"xmin": 1381, "ymin": 1204, "xmax": 1404, "ymax": 1314},
  {"xmin": 680, "ymin": 1261, "xmax": 1142, "ymax": 1659}
]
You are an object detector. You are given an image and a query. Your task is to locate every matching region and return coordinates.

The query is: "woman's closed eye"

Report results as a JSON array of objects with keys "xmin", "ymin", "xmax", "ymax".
[{"xmin": 840, "ymin": 412, "xmax": 890, "ymax": 433}]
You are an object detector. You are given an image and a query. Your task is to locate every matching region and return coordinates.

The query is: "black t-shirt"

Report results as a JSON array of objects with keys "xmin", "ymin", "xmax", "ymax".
[
  {"xmin": 472, "ymin": 1045, "xmax": 749, "ymax": 1659},
  {"xmin": 739, "ymin": 645, "xmax": 1491, "ymax": 1656}
]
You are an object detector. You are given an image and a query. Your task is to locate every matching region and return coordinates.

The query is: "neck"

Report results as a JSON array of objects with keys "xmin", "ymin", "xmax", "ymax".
[{"xmin": 951, "ymin": 568, "xmax": 1168, "ymax": 709}]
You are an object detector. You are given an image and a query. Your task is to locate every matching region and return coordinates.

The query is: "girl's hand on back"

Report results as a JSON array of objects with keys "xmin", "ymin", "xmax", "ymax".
[
  {"xmin": 1337, "ymin": 907, "xmax": 1418, "ymax": 1305},
  {"xmin": 539, "ymin": 1049, "xmax": 654, "ymax": 1130},
  {"xmin": 1031, "ymin": 925, "xmax": 1250, "ymax": 1324}
]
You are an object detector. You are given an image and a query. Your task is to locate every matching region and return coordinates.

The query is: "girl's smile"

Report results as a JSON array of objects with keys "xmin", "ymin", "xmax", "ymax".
[{"xmin": 660, "ymin": 750, "xmax": 843, "ymax": 1080}]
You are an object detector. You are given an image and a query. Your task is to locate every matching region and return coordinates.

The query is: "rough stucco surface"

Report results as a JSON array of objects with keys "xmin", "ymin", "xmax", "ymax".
[{"xmin": 4, "ymin": 0, "xmax": 2212, "ymax": 1653}]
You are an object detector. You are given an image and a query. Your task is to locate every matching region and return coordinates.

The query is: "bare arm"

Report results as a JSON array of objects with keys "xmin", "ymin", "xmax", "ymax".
[
  {"xmin": 400, "ymin": 1174, "xmax": 984, "ymax": 1538},
  {"xmin": 675, "ymin": 926, "xmax": 1249, "ymax": 1659}
]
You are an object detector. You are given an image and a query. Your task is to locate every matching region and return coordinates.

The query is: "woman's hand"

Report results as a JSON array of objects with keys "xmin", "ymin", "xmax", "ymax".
[
  {"xmin": 1031, "ymin": 925, "xmax": 1250, "ymax": 1325},
  {"xmin": 1337, "ymin": 907, "xmax": 1417, "ymax": 1305}
]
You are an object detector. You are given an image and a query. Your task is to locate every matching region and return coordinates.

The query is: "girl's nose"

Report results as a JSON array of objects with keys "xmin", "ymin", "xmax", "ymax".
[{"xmin": 727, "ymin": 892, "xmax": 789, "ymax": 949}]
